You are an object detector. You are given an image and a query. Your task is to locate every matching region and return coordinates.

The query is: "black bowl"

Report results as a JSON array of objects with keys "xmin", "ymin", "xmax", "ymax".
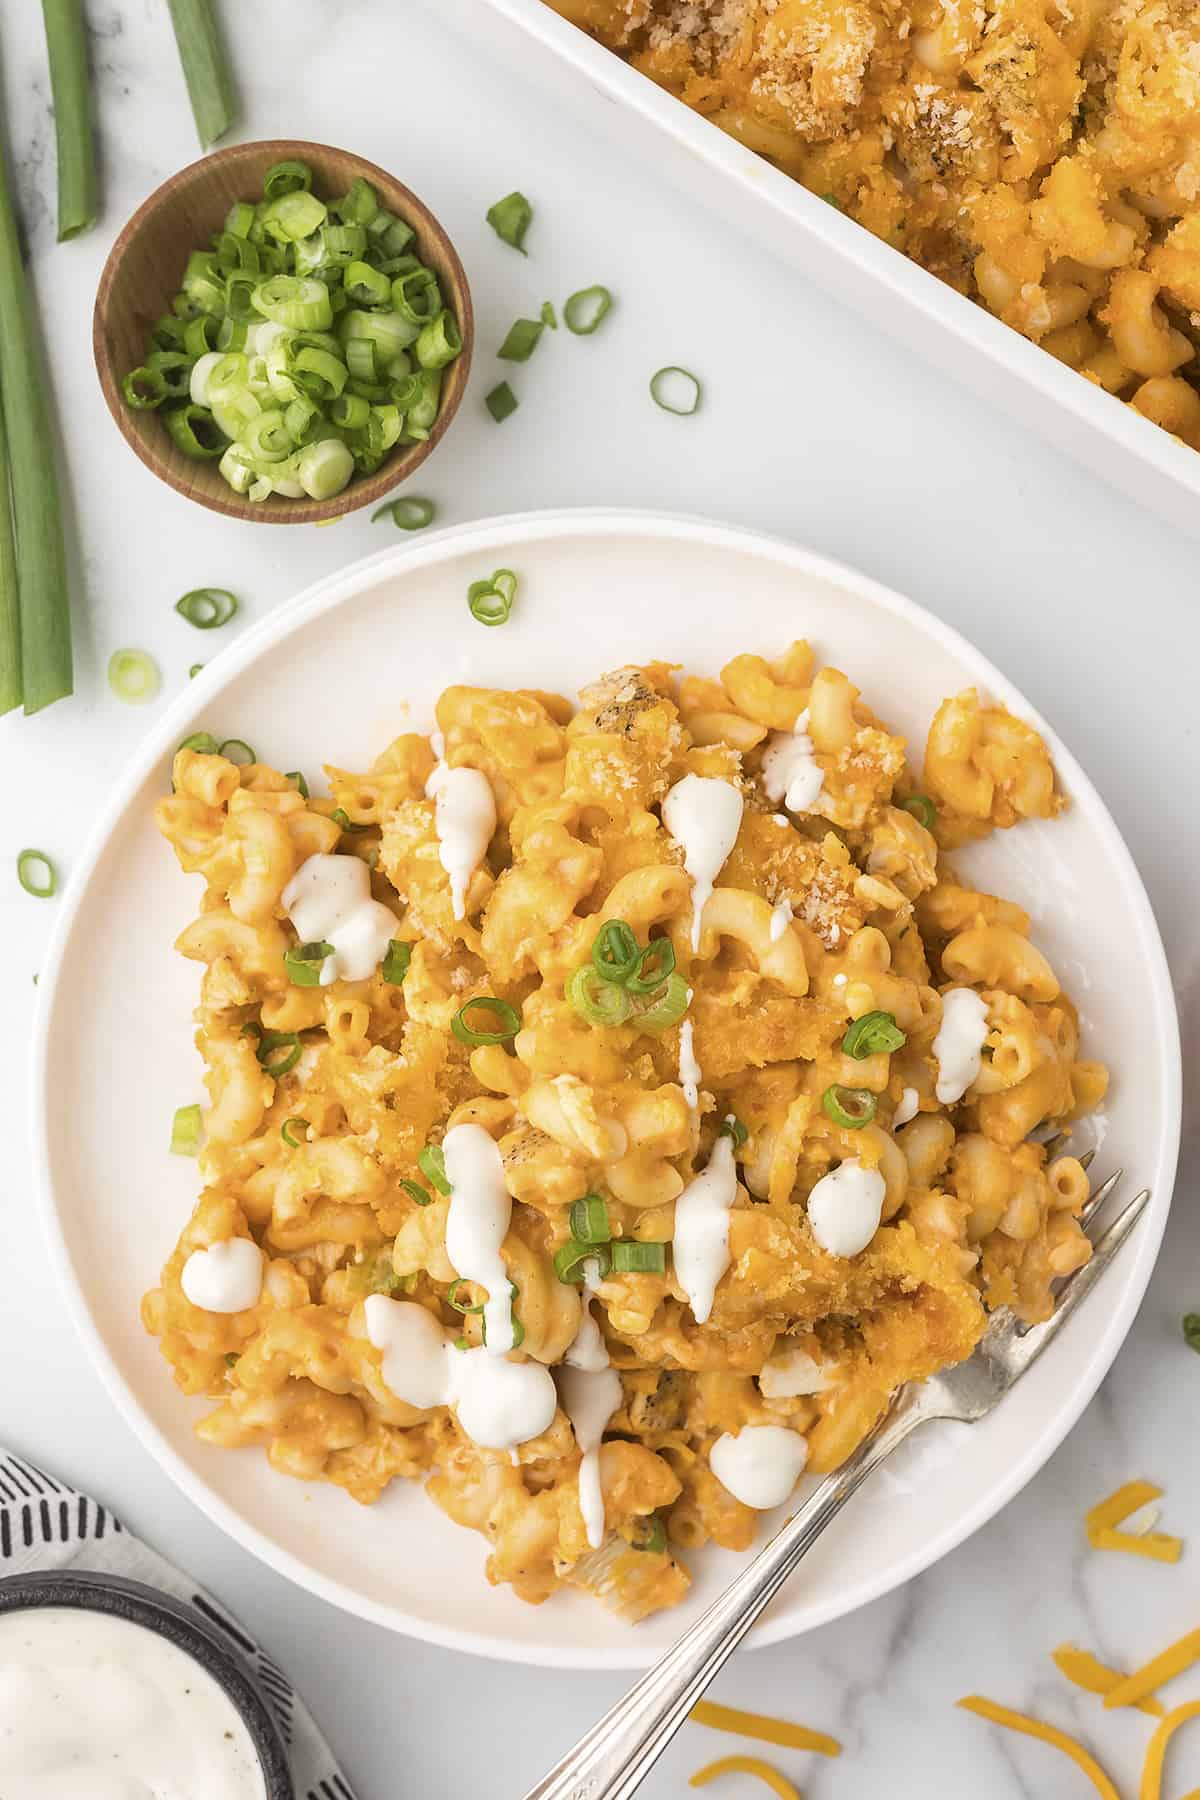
[{"xmin": 0, "ymin": 1569, "xmax": 293, "ymax": 1797}]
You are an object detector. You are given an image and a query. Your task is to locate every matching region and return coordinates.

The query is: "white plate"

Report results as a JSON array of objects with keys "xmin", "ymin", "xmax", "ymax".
[{"xmin": 31, "ymin": 510, "xmax": 1180, "ymax": 1670}]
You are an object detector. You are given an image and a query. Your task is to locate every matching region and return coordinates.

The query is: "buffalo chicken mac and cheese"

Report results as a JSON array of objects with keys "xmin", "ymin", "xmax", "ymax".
[{"xmin": 146, "ymin": 642, "xmax": 1106, "ymax": 1620}]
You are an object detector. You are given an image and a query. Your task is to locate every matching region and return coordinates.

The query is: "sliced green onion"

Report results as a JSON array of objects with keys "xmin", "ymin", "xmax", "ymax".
[
  {"xmin": 166, "ymin": 0, "xmax": 236, "ymax": 147},
  {"xmin": 485, "ymin": 381, "xmax": 518, "ymax": 424},
  {"xmin": 178, "ymin": 730, "xmax": 219, "ymax": 753},
  {"xmin": 415, "ymin": 310, "xmax": 462, "ymax": 371},
  {"xmin": 591, "ymin": 920, "xmax": 640, "ymax": 985},
  {"xmin": 446, "ymin": 1279, "xmax": 486, "ymax": 1316},
  {"xmin": 570, "ymin": 1196, "xmax": 610, "ymax": 1245},
  {"xmin": 183, "ymin": 314, "xmax": 220, "ymax": 357},
  {"xmin": 281, "ymin": 1117, "xmax": 309, "ymax": 1148},
  {"xmin": 567, "ymin": 964, "xmax": 631, "ymax": 1027},
  {"xmin": 331, "ymin": 392, "xmax": 370, "ymax": 430},
  {"xmin": 263, "ymin": 192, "xmax": 327, "ymax": 244},
  {"xmin": 335, "ymin": 177, "xmax": 379, "ymax": 226},
  {"xmin": 419, "ymin": 1144, "xmax": 451, "ymax": 1195},
  {"xmin": 498, "ymin": 318, "xmax": 543, "ymax": 362},
  {"xmin": 468, "ymin": 569, "xmax": 518, "ymax": 627},
  {"xmin": 564, "ymin": 286, "xmax": 612, "ymax": 335},
  {"xmin": 720, "ymin": 1116, "xmax": 748, "ymax": 1149},
  {"xmin": 17, "ymin": 849, "xmax": 56, "ymax": 898},
  {"xmin": 219, "ymin": 737, "xmax": 255, "ymax": 765},
  {"xmin": 401, "ymin": 1178, "xmax": 433, "ymax": 1207},
  {"xmin": 611, "ymin": 1240, "xmax": 666, "ymax": 1274},
  {"xmin": 170, "ymin": 1102, "xmax": 203, "ymax": 1155},
  {"xmin": 225, "ymin": 199, "xmax": 255, "ymax": 237},
  {"xmin": 452, "ymin": 997, "xmax": 521, "ymax": 1046},
  {"xmin": 372, "ymin": 496, "xmax": 435, "ymax": 530},
  {"xmin": 107, "ymin": 648, "xmax": 160, "ymax": 705},
  {"xmin": 284, "ymin": 939, "xmax": 334, "ymax": 987},
  {"xmin": 627, "ymin": 938, "xmax": 676, "ymax": 995},
  {"xmin": 256, "ymin": 1030, "xmax": 302, "ymax": 1076},
  {"xmin": 330, "ymin": 806, "xmax": 369, "ymax": 832},
  {"xmin": 392, "ymin": 267, "xmax": 441, "ymax": 324},
  {"xmin": 842, "ymin": 1010, "xmax": 906, "ymax": 1059},
  {"xmin": 176, "ymin": 587, "xmax": 238, "ymax": 630},
  {"xmin": 122, "ymin": 367, "xmax": 169, "ymax": 410},
  {"xmin": 164, "ymin": 403, "xmax": 226, "ymax": 459},
  {"xmin": 286, "ymin": 769, "xmax": 309, "ymax": 799},
  {"xmin": 554, "ymin": 1240, "xmax": 611, "ymax": 1285},
  {"xmin": 822, "ymin": 1084, "xmax": 877, "ymax": 1129},
  {"xmin": 631, "ymin": 1516, "xmax": 667, "ymax": 1554},
  {"xmin": 150, "ymin": 315, "xmax": 188, "ymax": 352},
  {"xmin": 345, "ymin": 260, "xmax": 392, "ymax": 309},
  {"xmin": 541, "ymin": 300, "xmax": 558, "ymax": 330},
  {"xmin": 297, "ymin": 438, "xmax": 353, "ymax": 500},
  {"xmin": 486, "ymin": 191, "xmax": 532, "ymax": 253},
  {"xmin": 146, "ymin": 350, "xmax": 193, "ymax": 398},
  {"xmin": 633, "ymin": 973, "xmax": 690, "ymax": 1032},
  {"xmin": 381, "ymin": 940, "xmax": 411, "ymax": 985},
  {"xmin": 253, "ymin": 274, "xmax": 333, "ymax": 331},
  {"xmin": 650, "ymin": 366, "xmax": 702, "ymax": 415},
  {"xmin": 189, "ymin": 663, "xmax": 204, "ymax": 678},
  {"xmin": 263, "ymin": 160, "xmax": 312, "ymax": 201},
  {"xmin": 902, "ymin": 794, "xmax": 937, "ymax": 831}
]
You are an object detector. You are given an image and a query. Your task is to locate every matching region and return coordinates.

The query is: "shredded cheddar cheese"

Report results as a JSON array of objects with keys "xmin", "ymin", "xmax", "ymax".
[
  {"xmin": 1104, "ymin": 1630, "xmax": 1200, "ymax": 1711},
  {"xmin": 1085, "ymin": 1482, "xmax": 1183, "ymax": 1562},
  {"xmin": 957, "ymin": 1696, "xmax": 1121, "ymax": 1800},
  {"xmin": 1052, "ymin": 1644, "xmax": 1166, "ymax": 1718},
  {"xmin": 1140, "ymin": 1699, "xmax": 1200, "ymax": 1800},
  {"xmin": 690, "ymin": 1755, "xmax": 802, "ymax": 1799},
  {"xmin": 689, "ymin": 1701, "xmax": 841, "ymax": 1758}
]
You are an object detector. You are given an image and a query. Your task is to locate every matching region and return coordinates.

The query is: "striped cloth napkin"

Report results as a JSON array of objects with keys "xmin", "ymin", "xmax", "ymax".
[{"xmin": 0, "ymin": 1446, "xmax": 357, "ymax": 1800}]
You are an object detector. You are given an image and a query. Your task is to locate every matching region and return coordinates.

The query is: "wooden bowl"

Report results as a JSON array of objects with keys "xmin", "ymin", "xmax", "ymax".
[{"xmin": 93, "ymin": 140, "xmax": 473, "ymax": 525}]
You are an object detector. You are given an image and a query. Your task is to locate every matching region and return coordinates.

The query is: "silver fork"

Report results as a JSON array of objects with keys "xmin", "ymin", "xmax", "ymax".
[{"xmin": 522, "ymin": 1161, "xmax": 1149, "ymax": 1800}]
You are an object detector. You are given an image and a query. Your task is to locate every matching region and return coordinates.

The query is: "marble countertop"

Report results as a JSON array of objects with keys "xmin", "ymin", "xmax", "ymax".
[{"xmin": 1, "ymin": 3, "xmax": 1197, "ymax": 1796}]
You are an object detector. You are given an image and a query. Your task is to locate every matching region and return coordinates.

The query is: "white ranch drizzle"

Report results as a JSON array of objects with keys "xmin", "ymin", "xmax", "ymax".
[
  {"xmin": 710, "ymin": 1426, "xmax": 809, "ymax": 1509},
  {"xmin": 558, "ymin": 1298, "xmax": 622, "ymax": 1548},
  {"xmin": 442, "ymin": 1123, "xmax": 516, "ymax": 1355},
  {"xmin": 758, "ymin": 1345, "xmax": 838, "ymax": 1398},
  {"xmin": 677, "ymin": 1016, "xmax": 702, "ymax": 1111},
  {"xmin": 425, "ymin": 762, "xmax": 496, "ymax": 919},
  {"xmin": 760, "ymin": 710, "xmax": 825, "ymax": 814},
  {"xmin": 180, "ymin": 1239, "xmax": 262, "ymax": 1314},
  {"xmin": 768, "ymin": 898, "xmax": 794, "ymax": 943},
  {"xmin": 662, "ymin": 773, "xmax": 744, "ymax": 951},
  {"xmin": 673, "ymin": 1129, "xmax": 738, "ymax": 1324},
  {"xmin": 363, "ymin": 1295, "xmax": 557, "ymax": 1451},
  {"xmin": 282, "ymin": 852, "xmax": 396, "ymax": 983},
  {"xmin": 933, "ymin": 987, "xmax": 990, "ymax": 1104},
  {"xmin": 806, "ymin": 1160, "xmax": 885, "ymax": 1258},
  {"xmin": 893, "ymin": 1086, "xmax": 920, "ymax": 1127}
]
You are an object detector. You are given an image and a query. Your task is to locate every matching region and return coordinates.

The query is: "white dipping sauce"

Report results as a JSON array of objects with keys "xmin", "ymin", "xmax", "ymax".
[
  {"xmin": 662, "ymin": 774, "xmax": 744, "ymax": 951},
  {"xmin": 672, "ymin": 1131, "xmax": 738, "ymax": 1324},
  {"xmin": 0, "ymin": 1606, "xmax": 266, "ymax": 1799},
  {"xmin": 442, "ymin": 1122, "xmax": 517, "ymax": 1354},
  {"xmin": 282, "ymin": 852, "xmax": 396, "ymax": 983},
  {"xmin": 677, "ymin": 1017, "xmax": 702, "ymax": 1111},
  {"xmin": 558, "ymin": 1299, "xmax": 622, "ymax": 1548},
  {"xmin": 759, "ymin": 1345, "xmax": 838, "ymax": 1397},
  {"xmin": 893, "ymin": 1086, "xmax": 920, "ymax": 1127},
  {"xmin": 760, "ymin": 712, "xmax": 825, "ymax": 814},
  {"xmin": 364, "ymin": 1295, "xmax": 557, "ymax": 1451},
  {"xmin": 710, "ymin": 1426, "xmax": 809, "ymax": 1510},
  {"xmin": 180, "ymin": 1239, "xmax": 262, "ymax": 1314},
  {"xmin": 806, "ymin": 1160, "xmax": 885, "ymax": 1258},
  {"xmin": 425, "ymin": 762, "xmax": 496, "ymax": 919},
  {"xmin": 933, "ymin": 987, "xmax": 990, "ymax": 1104}
]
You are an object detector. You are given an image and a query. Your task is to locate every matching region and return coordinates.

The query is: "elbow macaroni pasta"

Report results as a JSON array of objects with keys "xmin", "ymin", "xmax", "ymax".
[{"xmin": 146, "ymin": 642, "xmax": 1106, "ymax": 1622}]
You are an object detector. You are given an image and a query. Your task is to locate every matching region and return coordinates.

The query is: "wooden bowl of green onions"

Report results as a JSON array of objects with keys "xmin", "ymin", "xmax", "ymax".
[{"xmin": 93, "ymin": 140, "xmax": 473, "ymax": 524}]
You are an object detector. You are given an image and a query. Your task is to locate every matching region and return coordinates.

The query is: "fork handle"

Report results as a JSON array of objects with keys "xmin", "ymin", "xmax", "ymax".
[{"xmin": 521, "ymin": 1388, "xmax": 924, "ymax": 1800}]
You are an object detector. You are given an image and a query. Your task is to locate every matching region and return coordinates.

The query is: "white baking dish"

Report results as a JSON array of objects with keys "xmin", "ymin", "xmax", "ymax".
[{"xmin": 447, "ymin": 0, "xmax": 1200, "ymax": 538}]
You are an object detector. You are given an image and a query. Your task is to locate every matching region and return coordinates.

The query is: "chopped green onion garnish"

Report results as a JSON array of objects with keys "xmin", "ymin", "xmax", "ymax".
[
  {"xmin": 554, "ymin": 1240, "xmax": 611, "ymax": 1285},
  {"xmin": 17, "ymin": 848, "xmax": 56, "ymax": 897},
  {"xmin": 163, "ymin": 403, "xmax": 225, "ymax": 459},
  {"xmin": 610, "ymin": 1240, "xmax": 666, "ymax": 1274},
  {"xmin": 178, "ymin": 730, "xmax": 219, "ymax": 754},
  {"xmin": 486, "ymin": 191, "xmax": 532, "ymax": 253},
  {"xmin": 42, "ymin": 0, "xmax": 98, "ymax": 241},
  {"xmin": 631, "ymin": 1515, "xmax": 668, "ymax": 1554},
  {"xmin": 842, "ymin": 1010, "xmax": 906, "ymax": 1059},
  {"xmin": 1182, "ymin": 1313, "xmax": 1200, "ymax": 1353},
  {"xmin": 569, "ymin": 1196, "xmax": 610, "ymax": 1245},
  {"xmin": 719, "ymin": 1116, "xmax": 748, "ymax": 1149},
  {"xmin": 498, "ymin": 318, "xmax": 543, "ymax": 362},
  {"xmin": 419, "ymin": 1144, "xmax": 451, "ymax": 1195},
  {"xmin": 650, "ymin": 367, "xmax": 702, "ymax": 415},
  {"xmin": 821, "ymin": 1084, "xmax": 877, "ymax": 1129},
  {"xmin": 169, "ymin": 1102, "xmax": 203, "ymax": 1155},
  {"xmin": 381, "ymin": 940, "xmax": 411, "ymax": 985},
  {"xmin": 416, "ymin": 310, "xmax": 462, "ymax": 371},
  {"xmin": 122, "ymin": 367, "xmax": 169, "ymax": 410},
  {"xmin": 176, "ymin": 587, "xmax": 238, "ymax": 629},
  {"xmin": 281, "ymin": 1117, "xmax": 309, "ymax": 1148},
  {"xmin": 286, "ymin": 770, "xmax": 309, "ymax": 798},
  {"xmin": 256, "ymin": 1030, "xmax": 302, "ymax": 1076},
  {"xmin": 284, "ymin": 940, "xmax": 334, "ymax": 987},
  {"xmin": 591, "ymin": 920, "xmax": 640, "ymax": 986},
  {"xmin": 540, "ymin": 300, "xmax": 558, "ymax": 330},
  {"xmin": 567, "ymin": 964, "xmax": 631, "ymax": 1027},
  {"xmin": 633, "ymin": 972, "xmax": 690, "ymax": 1032},
  {"xmin": 401, "ymin": 1178, "xmax": 433, "ymax": 1208},
  {"xmin": 446, "ymin": 1279, "xmax": 486, "ymax": 1316},
  {"xmin": 189, "ymin": 663, "xmax": 204, "ymax": 678},
  {"xmin": 902, "ymin": 794, "xmax": 937, "ymax": 831},
  {"xmin": 468, "ymin": 567, "xmax": 518, "ymax": 626},
  {"xmin": 627, "ymin": 938, "xmax": 676, "ymax": 995},
  {"xmin": 372, "ymin": 496, "xmax": 435, "ymax": 530},
  {"xmin": 481, "ymin": 1286, "xmax": 525, "ymax": 1351},
  {"xmin": 263, "ymin": 160, "xmax": 312, "ymax": 201},
  {"xmin": 219, "ymin": 738, "xmax": 255, "ymax": 765},
  {"xmin": 107, "ymin": 648, "xmax": 160, "ymax": 705},
  {"xmin": 452, "ymin": 997, "xmax": 521, "ymax": 1046},
  {"xmin": 485, "ymin": 382, "xmax": 518, "ymax": 424},
  {"xmin": 166, "ymin": 0, "xmax": 236, "ymax": 147},
  {"xmin": 564, "ymin": 286, "xmax": 612, "ymax": 335}
]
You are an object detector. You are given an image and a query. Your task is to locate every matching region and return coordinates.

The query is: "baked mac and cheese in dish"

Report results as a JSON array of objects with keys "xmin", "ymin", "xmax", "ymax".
[
  {"xmin": 544, "ymin": 0, "xmax": 1200, "ymax": 456},
  {"xmin": 145, "ymin": 642, "xmax": 1107, "ymax": 1620}
]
